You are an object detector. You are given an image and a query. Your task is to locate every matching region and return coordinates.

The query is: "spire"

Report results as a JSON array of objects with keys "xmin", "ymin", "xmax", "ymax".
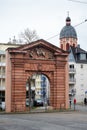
[
  {"xmin": 67, "ymin": 11, "xmax": 69, "ymax": 17},
  {"xmin": 60, "ymin": 14, "xmax": 77, "ymax": 51},
  {"xmin": 66, "ymin": 11, "xmax": 71, "ymax": 26}
]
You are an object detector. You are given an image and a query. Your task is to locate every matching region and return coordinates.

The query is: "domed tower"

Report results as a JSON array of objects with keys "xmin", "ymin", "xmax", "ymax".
[{"xmin": 60, "ymin": 16, "xmax": 77, "ymax": 51}]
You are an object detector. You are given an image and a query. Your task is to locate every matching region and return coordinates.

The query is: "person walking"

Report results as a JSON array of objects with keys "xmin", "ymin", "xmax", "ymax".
[
  {"xmin": 84, "ymin": 98, "xmax": 87, "ymax": 105},
  {"xmin": 69, "ymin": 98, "xmax": 72, "ymax": 108},
  {"xmin": 74, "ymin": 98, "xmax": 76, "ymax": 110}
]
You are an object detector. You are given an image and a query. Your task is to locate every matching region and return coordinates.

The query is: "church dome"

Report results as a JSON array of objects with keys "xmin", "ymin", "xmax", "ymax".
[{"xmin": 60, "ymin": 17, "xmax": 77, "ymax": 39}]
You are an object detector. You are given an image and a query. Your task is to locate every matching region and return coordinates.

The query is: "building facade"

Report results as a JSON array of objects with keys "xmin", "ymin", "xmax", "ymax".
[
  {"xmin": 0, "ymin": 50, "xmax": 5, "ymax": 104},
  {"xmin": 0, "ymin": 43, "xmax": 20, "ymax": 107},
  {"xmin": 69, "ymin": 46, "xmax": 87, "ymax": 103},
  {"xmin": 60, "ymin": 16, "xmax": 87, "ymax": 103}
]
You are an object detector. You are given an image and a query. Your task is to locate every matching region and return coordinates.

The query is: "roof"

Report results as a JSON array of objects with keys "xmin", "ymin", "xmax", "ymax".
[
  {"xmin": 7, "ymin": 39, "xmax": 69, "ymax": 59},
  {"xmin": 60, "ymin": 17, "xmax": 77, "ymax": 39},
  {"xmin": 70, "ymin": 46, "xmax": 87, "ymax": 63},
  {"xmin": 7, "ymin": 39, "xmax": 66, "ymax": 53},
  {"xmin": 60, "ymin": 25, "xmax": 77, "ymax": 39}
]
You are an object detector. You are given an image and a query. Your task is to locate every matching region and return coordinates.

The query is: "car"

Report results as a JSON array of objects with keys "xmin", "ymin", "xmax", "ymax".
[{"xmin": 34, "ymin": 99, "xmax": 43, "ymax": 106}]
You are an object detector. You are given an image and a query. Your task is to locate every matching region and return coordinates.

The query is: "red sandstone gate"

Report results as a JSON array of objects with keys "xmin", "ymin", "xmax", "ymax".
[{"xmin": 6, "ymin": 39, "xmax": 69, "ymax": 112}]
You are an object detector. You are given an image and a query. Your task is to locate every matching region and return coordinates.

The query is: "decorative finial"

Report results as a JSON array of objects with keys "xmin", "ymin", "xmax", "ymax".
[
  {"xmin": 67, "ymin": 11, "xmax": 69, "ymax": 17},
  {"xmin": 66, "ymin": 12, "xmax": 71, "ymax": 25}
]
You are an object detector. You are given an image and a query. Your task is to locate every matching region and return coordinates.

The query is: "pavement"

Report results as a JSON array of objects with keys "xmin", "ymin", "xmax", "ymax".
[
  {"xmin": 30, "ymin": 104, "xmax": 87, "ymax": 113},
  {"xmin": 0, "ymin": 108, "xmax": 87, "ymax": 130},
  {"xmin": 0, "ymin": 104, "xmax": 87, "ymax": 113},
  {"xmin": 0, "ymin": 104, "xmax": 87, "ymax": 130},
  {"xmin": 71, "ymin": 104, "xmax": 87, "ymax": 112}
]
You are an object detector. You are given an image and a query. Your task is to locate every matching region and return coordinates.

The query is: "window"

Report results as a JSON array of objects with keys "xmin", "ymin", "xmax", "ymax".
[
  {"xmin": 80, "ymin": 54, "xmax": 86, "ymax": 60},
  {"xmin": 0, "ymin": 67, "xmax": 1, "ymax": 75},
  {"xmin": 81, "ymin": 84, "xmax": 84, "ymax": 87},
  {"xmin": 81, "ymin": 64, "xmax": 83, "ymax": 68},
  {"xmin": 69, "ymin": 64, "xmax": 74, "ymax": 69},
  {"xmin": 66, "ymin": 43, "xmax": 69, "ymax": 50},
  {"xmin": 0, "ymin": 56, "xmax": 1, "ymax": 62},
  {"xmin": 0, "ymin": 91, "xmax": 5, "ymax": 102}
]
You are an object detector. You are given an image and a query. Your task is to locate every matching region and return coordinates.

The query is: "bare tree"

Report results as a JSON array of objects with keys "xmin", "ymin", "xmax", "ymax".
[{"xmin": 19, "ymin": 28, "xmax": 39, "ymax": 44}]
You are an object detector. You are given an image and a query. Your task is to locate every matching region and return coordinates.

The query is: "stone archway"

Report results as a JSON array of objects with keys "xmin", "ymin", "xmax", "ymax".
[
  {"xmin": 6, "ymin": 39, "xmax": 69, "ymax": 112},
  {"xmin": 25, "ymin": 70, "xmax": 57, "ymax": 110}
]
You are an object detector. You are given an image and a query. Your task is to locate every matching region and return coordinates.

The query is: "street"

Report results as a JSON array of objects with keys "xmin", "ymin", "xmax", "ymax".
[{"xmin": 0, "ymin": 105, "xmax": 87, "ymax": 130}]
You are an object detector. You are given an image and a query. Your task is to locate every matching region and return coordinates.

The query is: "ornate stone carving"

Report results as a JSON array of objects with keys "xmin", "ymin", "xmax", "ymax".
[
  {"xmin": 48, "ymin": 52, "xmax": 54, "ymax": 59},
  {"xmin": 28, "ymin": 46, "xmax": 55, "ymax": 60},
  {"xmin": 29, "ymin": 51, "xmax": 33, "ymax": 58},
  {"xmin": 36, "ymin": 48, "xmax": 45, "ymax": 57}
]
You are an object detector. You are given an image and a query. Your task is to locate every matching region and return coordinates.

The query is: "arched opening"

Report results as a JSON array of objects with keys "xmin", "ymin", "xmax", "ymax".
[
  {"xmin": 26, "ymin": 73, "xmax": 50, "ymax": 109},
  {"xmin": 66, "ymin": 43, "xmax": 69, "ymax": 50}
]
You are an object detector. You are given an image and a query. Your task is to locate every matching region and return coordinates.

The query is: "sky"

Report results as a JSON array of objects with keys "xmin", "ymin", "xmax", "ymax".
[{"xmin": 0, "ymin": 0, "xmax": 87, "ymax": 50}]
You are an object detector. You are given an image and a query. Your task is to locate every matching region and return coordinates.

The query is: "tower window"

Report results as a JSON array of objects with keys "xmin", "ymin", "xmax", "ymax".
[{"xmin": 66, "ymin": 43, "xmax": 69, "ymax": 50}]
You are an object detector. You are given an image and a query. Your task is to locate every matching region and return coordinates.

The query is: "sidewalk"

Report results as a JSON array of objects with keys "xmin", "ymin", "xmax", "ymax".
[
  {"xmin": 0, "ymin": 104, "xmax": 87, "ymax": 114},
  {"xmin": 71, "ymin": 104, "xmax": 87, "ymax": 112}
]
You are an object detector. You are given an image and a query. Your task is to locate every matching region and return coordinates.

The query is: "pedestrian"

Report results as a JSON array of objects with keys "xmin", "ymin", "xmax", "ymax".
[
  {"xmin": 74, "ymin": 98, "xmax": 76, "ymax": 104},
  {"xmin": 74, "ymin": 98, "xmax": 76, "ymax": 110},
  {"xmin": 69, "ymin": 98, "xmax": 72, "ymax": 108},
  {"xmin": 84, "ymin": 98, "xmax": 87, "ymax": 105}
]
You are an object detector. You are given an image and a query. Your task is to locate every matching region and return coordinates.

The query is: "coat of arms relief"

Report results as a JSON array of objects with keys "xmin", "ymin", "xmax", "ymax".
[{"xmin": 28, "ymin": 47, "xmax": 54, "ymax": 60}]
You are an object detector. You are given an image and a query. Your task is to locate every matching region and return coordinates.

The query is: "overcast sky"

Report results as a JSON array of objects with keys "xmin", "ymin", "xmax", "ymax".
[{"xmin": 0, "ymin": 0, "xmax": 87, "ymax": 49}]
